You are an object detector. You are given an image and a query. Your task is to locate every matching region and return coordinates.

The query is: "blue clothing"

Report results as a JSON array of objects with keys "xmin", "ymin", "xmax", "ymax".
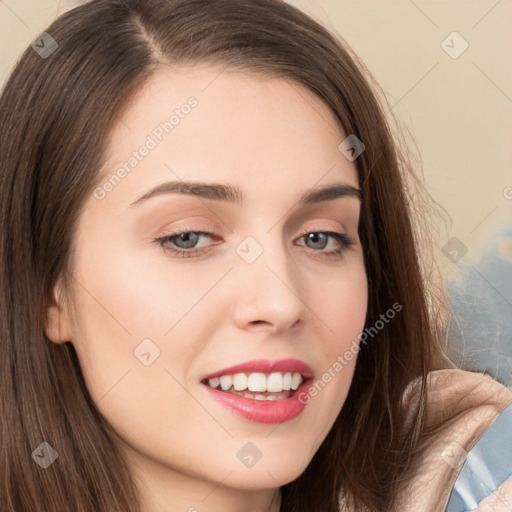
[{"xmin": 446, "ymin": 402, "xmax": 512, "ymax": 511}]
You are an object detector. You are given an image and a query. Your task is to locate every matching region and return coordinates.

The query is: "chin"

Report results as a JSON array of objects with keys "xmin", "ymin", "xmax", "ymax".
[{"xmin": 216, "ymin": 444, "xmax": 315, "ymax": 490}]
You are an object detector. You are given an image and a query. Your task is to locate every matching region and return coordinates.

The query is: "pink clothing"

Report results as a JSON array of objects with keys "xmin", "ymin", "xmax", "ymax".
[
  {"xmin": 335, "ymin": 369, "xmax": 512, "ymax": 511},
  {"xmin": 394, "ymin": 369, "xmax": 512, "ymax": 511}
]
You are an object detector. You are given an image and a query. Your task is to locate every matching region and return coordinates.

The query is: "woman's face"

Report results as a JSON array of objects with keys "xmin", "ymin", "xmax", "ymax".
[{"xmin": 47, "ymin": 65, "xmax": 367, "ymax": 506}]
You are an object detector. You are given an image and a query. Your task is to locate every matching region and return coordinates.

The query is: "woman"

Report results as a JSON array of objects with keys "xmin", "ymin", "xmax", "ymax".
[{"xmin": 0, "ymin": 1, "xmax": 510, "ymax": 511}]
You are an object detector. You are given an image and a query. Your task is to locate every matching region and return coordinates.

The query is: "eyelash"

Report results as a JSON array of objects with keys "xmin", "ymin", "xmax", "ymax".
[{"xmin": 154, "ymin": 225, "xmax": 356, "ymax": 260}]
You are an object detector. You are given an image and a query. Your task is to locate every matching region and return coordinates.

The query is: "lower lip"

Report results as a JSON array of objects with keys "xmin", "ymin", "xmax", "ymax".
[{"xmin": 201, "ymin": 379, "xmax": 313, "ymax": 424}]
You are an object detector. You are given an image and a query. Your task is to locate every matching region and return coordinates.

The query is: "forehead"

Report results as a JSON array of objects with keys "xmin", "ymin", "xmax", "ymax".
[{"xmin": 94, "ymin": 64, "xmax": 359, "ymax": 207}]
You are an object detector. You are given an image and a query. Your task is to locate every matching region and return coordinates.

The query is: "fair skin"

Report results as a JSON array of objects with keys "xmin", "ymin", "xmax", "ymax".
[{"xmin": 45, "ymin": 65, "xmax": 368, "ymax": 512}]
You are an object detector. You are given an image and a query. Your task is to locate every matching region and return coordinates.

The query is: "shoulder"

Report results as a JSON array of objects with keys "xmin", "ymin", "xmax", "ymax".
[{"xmin": 395, "ymin": 368, "xmax": 512, "ymax": 512}]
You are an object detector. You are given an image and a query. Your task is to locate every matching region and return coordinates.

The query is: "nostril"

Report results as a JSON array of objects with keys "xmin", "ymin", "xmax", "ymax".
[{"xmin": 250, "ymin": 320, "xmax": 269, "ymax": 326}]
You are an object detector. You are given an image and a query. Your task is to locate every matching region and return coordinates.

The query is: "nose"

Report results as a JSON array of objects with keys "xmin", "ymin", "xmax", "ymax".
[{"xmin": 230, "ymin": 233, "xmax": 306, "ymax": 333}]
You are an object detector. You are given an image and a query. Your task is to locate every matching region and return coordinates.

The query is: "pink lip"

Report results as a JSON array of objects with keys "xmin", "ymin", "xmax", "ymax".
[
  {"xmin": 201, "ymin": 377, "xmax": 314, "ymax": 424},
  {"xmin": 201, "ymin": 358, "xmax": 314, "ymax": 381}
]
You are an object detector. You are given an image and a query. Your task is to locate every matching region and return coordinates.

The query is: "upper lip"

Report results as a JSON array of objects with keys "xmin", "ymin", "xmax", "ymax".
[{"xmin": 201, "ymin": 358, "xmax": 314, "ymax": 381}]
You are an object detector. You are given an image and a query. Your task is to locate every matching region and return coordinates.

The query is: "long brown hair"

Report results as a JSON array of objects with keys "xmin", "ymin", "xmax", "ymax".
[{"xmin": 0, "ymin": 0, "xmax": 452, "ymax": 510}]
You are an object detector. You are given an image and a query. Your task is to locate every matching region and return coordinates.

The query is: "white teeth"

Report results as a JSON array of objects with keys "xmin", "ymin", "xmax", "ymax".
[
  {"xmin": 219, "ymin": 375, "xmax": 233, "ymax": 391},
  {"xmin": 267, "ymin": 372, "xmax": 283, "ymax": 392},
  {"xmin": 206, "ymin": 371, "xmax": 305, "ymax": 393},
  {"xmin": 291, "ymin": 372, "xmax": 302, "ymax": 390},
  {"xmin": 247, "ymin": 372, "xmax": 267, "ymax": 392},
  {"xmin": 208, "ymin": 377, "xmax": 220, "ymax": 389},
  {"xmin": 232, "ymin": 373, "xmax": 248, "ymax": 391},
  {"xmin": 229, "ymin": 388, "xmax": 291, "ymax": 400},
  {"xmin": 282, "ymin": 372, "xmax": 292, "ymax": 390}
]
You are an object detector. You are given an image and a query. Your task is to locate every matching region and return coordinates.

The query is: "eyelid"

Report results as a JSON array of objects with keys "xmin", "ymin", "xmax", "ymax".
[
  {"xmin": 296, "ymin": 222, "xmax": 347, "ymax": 236},
  {"xmin": 155, "ymin": 223, "xmax": 218, "ymax": 238}
]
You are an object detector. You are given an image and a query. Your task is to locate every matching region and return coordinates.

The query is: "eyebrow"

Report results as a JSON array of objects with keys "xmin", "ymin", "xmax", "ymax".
[{"xmin": 129, "ymin": 180, "xmax": 362, "ymax": 208}]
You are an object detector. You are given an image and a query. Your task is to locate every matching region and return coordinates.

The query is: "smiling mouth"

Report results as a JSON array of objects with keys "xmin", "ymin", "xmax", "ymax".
[{"xmin": 201, "ymin": 371, "xmax": 307, "ymax": 401}]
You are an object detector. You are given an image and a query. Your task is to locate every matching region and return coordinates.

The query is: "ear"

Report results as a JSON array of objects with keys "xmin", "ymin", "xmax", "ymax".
[{"xmin": 45, "ymin": 277, "xmax": 74, "ymax": 344}]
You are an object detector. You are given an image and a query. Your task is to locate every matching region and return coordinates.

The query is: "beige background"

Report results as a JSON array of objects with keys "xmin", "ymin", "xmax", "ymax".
[{"xmin": 297, "ymin": 0, "xmax": 512, "ymax": 271}]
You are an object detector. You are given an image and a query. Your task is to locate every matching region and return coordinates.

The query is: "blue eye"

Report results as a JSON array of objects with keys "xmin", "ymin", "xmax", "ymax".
[
  {"xmin": 298, "ymin": 230, "xmax": 356, "ymax": 259},
  {"xmin": 166, "ymin": 231, "xmax": 207, "ymax": 250},
  {"xmin": 155, "ymin": 229, "xmax": 215, "ymax": 258},
  {"xmin": 154, "ymin": 228, "xmax": 355, "ymax": 259}
]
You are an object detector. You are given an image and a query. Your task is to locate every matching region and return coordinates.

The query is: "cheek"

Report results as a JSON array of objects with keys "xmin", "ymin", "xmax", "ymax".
[
  {"xmin": 67, "ymin": 238, "xmax": 230, "ymax": 414},
  {"xmin": 65, "ymin": 246, "xmax": 176, "ymax": 403},
  {"xmin": 67, "ymin": 252, "xmax": 203, "ymax": 456},
  {"xmin": 313, "ymin": 255, "xmax": 368, "ymax": 351},
  {"xmin": 299, "ymin": 258, "xmax": 367, "ymax": 428}
]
